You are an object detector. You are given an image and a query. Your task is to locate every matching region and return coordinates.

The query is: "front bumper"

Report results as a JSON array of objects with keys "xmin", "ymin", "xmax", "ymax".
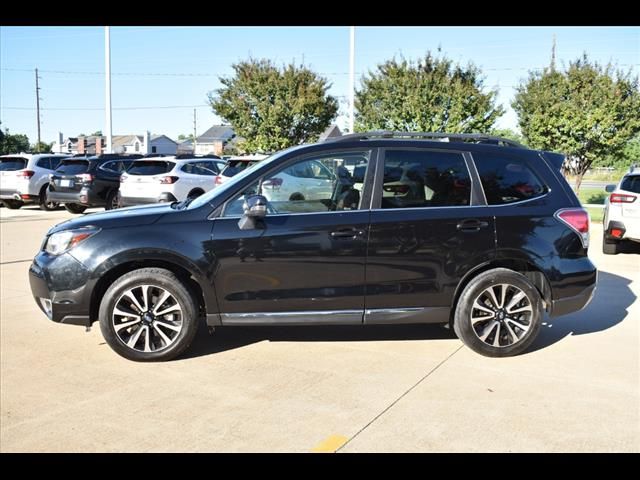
[
  {"xmin": 29, "ymin": 251, "xmax": 93, "ymax": 326},
  {"xmin": 47, "ymin": 187, "xmax": 103, "ymax": 207},
  {"xmin": 119, "ymin": 192, "xmax": 177, "ymax": 207}
]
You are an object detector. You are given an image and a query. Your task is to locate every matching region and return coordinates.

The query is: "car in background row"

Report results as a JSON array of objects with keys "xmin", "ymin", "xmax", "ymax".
[
  {"xmin": 0, "ymin": 153, "xmax": 69, "ymax": 210},
  {"xmin": 214, "ymin": 155, "xmax": 268, "ymax": 187},
  {"xmin": 47, "ymin": 154, "xmax": 143, "ymax": 213},
  {"xmin": 119, "ymin": 155, "xmax": 225, "ymax": 207},
  {"xmin": 603, "ymin": 165, "xmax": 640, "ymax": 254}
]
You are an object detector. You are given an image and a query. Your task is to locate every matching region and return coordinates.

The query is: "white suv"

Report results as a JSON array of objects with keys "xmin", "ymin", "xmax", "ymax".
[
  {"xmin": 119, "ymin": 156, "xmax": 226, "ymax": 207},
  {"xmin": 0, "ymin": 153, "xmax": 69, "ymax": 210},
  {"xmin": 603, "ymin": 166, "xmax": 640, "ymax": 254}
]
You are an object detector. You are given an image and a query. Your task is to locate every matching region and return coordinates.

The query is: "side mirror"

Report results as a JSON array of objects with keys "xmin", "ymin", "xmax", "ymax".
[
  {"xmin": 605, "ymin": 184, "xmax": 616, "ymax": 193},
  {"xmin": 238, "ymin": 195, "xmax": 267, "ymax": 230}
]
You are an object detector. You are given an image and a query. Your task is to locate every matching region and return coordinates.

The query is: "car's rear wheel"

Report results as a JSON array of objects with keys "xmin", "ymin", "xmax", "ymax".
[
  {"xmin": 602, "ymin": 231, "xmax": 620, "ymax": 255},
  {"xmin": 3, "ymin": 199, "xmax": 23, "ymax": 209},
  {"xmin": 105, "ymin": 190, "xmax": 119, "ymax": 210},
  {"xmin": 99, "ymin": 268, "xmax": 200, "ymax": 362},
  {"xmin": 453, "ymin": 268, "xmax": 543, "ymax": 357},
  {"xmin": 64, "ymin": 203, "xmax": 87, "ymax": 214},
  {"xmin": 187, "ymin": 189, "xmax": 204, "ymax": 200},
  {"xmin": 289, "ymin": 192, "xmax": 305, "ymax": 201},
  {"xmin": 39, "ymin": 184, "xmax": 59, "ymax": 211}
]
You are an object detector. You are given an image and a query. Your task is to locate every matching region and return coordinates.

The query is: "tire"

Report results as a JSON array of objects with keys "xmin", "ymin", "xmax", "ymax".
[
  {"xmin": 187, "ymin": 189, "xmax": 204, "ymax": 200},
  {"xmin": 3, "ymin": 199, "xmax": 23, "ymax": 209},
  {"xmin": 453, "ymin": 268, "xmax": 543, "ymax": 358},
  {"xmin": 39, "ymin": 184, "xmax": 59, "ymax": 211},
  {"xmin": 99, "ymin": 267, "xmax": 200, "ymax": 362},
  {"xmin": 602, "ymin": 231, "xmax": 619, "ymax": 255},
  {"xmin": 65, "ymin": 203, "xmax": 87, "ymax": 214},
  {"xmin": 289, "ymin": 192, "xmax": 305, "ymax": 201},
  {"xmin": 105, "ymin": 190, "xmax": 119, "ymax": 210}
]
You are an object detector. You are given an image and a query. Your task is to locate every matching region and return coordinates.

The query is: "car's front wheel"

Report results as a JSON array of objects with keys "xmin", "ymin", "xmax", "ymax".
[
  {"xmin": 453, "ymin": 268, "xmax": 543, "ymax": 357},
  {"xmin": 99, "ymin": 268, "xmax": 200, "ymax": 362},
  {"xmin": 64, "ymin": 203, "xmax": 87, "ymax": 214}
]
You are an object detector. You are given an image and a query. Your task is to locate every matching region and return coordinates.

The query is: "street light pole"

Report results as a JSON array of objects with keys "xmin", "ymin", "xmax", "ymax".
[
  {"xmin": 349, "ymin": 26, "xmax": 355, "ymax": 134},
  {"xmin": 105, "ymin": 26, "xmax": 113, "ymax": 154}
]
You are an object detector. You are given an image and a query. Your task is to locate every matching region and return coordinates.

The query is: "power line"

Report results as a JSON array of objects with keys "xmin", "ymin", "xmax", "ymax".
[{"xmin": 3, "ymin": 104, "xmax": 212, "ymax": 111}]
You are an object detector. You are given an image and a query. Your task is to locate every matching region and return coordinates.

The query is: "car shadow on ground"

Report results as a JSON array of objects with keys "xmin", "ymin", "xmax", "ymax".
[
  {"xmin": 528, "ymin": 270, "xmax": 636, "ymax": 353},
  {"xmin": 184, "ymin": 322, "xmax": 457, "ymax": 359}
]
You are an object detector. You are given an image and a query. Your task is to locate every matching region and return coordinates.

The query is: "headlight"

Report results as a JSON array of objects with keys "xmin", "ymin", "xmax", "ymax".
[{"xmin": 45, "ymin": 227, "xmax": 100, "ymax": 256}]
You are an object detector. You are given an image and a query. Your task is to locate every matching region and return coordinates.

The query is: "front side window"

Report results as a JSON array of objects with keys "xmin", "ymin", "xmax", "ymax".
[
  {"xmin": 473, "ymin": 152, "xmax": 548, "ymax": 205},
  {"xmin": 379, "ymin": 150, "xmax": 471, "ymax": 209},
  {"xmin": 222, "ymin": 151, "xmax": 370, "ymax": 217}
]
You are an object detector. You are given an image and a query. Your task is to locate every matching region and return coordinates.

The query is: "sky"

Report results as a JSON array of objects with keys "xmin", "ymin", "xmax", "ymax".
[{"xmin": 1, "ymin": 26, "xmax": 638, "ymax": 144}]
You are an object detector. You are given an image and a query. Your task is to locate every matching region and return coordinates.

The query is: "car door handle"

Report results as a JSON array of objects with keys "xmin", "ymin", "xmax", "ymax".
[
  {"xmin": 330, "ymin": 228, "xmax": 363, "ymax": 238},
  {"xmin": 456, "ymin": 219, "xmax": 489, "ymax": 232}
]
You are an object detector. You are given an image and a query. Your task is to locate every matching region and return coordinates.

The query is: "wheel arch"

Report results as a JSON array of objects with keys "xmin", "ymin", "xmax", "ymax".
[
  {"xmin": 89, "ymin": 256, "xmax": 214, "ymax": 324},
  {"xmin": 450, "ymin": 258, "xmax": 552, "ymax": 325},
  {"xmin": 188, "ymin": 188, "xmax": 205, "ymax": 198}
]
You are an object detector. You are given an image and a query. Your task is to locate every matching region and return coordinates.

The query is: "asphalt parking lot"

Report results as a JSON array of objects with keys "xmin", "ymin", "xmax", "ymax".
[{"xmin": 1, "ymin": 205, "xmax": 638, "ymax": 452}]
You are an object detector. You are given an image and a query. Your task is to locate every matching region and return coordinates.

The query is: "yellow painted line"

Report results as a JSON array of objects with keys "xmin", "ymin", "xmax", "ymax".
[{"xmin": 311, "ymin": 435, "xmax": 348, "ymax": 453}]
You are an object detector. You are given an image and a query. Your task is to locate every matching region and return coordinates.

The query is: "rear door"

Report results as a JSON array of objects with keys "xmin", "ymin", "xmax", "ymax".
[{"xmin": 365, "ymin": 147, "xmax": 496, "ymax": 323}]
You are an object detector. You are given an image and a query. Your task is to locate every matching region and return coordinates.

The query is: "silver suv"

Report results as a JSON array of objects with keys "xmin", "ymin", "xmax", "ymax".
[{"xmin": 0, "ymin": 153, "xmax": 69, "ymax": 210}]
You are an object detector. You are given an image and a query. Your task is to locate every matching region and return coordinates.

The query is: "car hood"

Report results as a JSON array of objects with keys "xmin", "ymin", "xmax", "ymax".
[{"xmin": 48, "ymin": 203, "xmax": 173, "ymax": 234}]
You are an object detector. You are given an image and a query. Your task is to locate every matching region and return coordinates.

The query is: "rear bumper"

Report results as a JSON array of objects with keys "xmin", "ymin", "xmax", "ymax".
[
  {"xmin": 0, "ymin": 189, "xmax": 37, "ymax": 202},
  {"xmin": 119, "ymin": 192, "xmax": 177, "ymax": 207},
  {"xmin": 47, "ymin": 188, "xmax": 103, "ymax": 207},
  {"xmin": 605, "ymin": 219, "xmax": 640, "ymax": 242},
  {"xmin": 550, "ymin": 283, "xmax": 596, "ymax": 318},
  {"xmin": 29, "ymin": 251, "xmax": 93, "ymax": 326}
]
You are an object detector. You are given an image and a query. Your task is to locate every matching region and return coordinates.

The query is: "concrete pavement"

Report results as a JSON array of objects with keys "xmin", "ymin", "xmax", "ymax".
[{"xmin": 0, "ymin": 206, "xmax": 638, "ymax": 452}]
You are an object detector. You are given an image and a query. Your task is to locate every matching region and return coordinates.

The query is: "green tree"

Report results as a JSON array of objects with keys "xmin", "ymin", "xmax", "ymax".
[
  {"xmin": 513, "ymin": 55, "xmax": 640, "ymax": 191},
  {"xmin": 31, "ymin": 141, "xmax": 52, "ymax": 153},
  {"xmin": 91, "ymin": 130, "xmax": 102, "ymax": 136},
  {"xmin": 490, "ymin": 128, "xmax": 528, "ymax": 147},
  {"xmin": 209, "ymin": 59, "xmax": 338, "ymax": 153},
  {"xmin": 177, "ymin": 134, "xmax": 194, "ymax": 141},
  {"xmin": 594, "ymin": 133, "xmax": 640, "ymax": 171},
  {"xmin": 355, "ymin": 53, "xmax": 504, "ymax": 133},
  {"xmin": 0, "ymin": 125, "xmax": 30, "ymax": 154}
]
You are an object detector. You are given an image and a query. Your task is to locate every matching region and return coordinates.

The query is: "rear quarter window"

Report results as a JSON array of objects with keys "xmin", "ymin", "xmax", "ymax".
[
  {"xmin": 473, "ymin": 152, "xmax": 548, "ymax": 205},
  {"xmin": 55, "ymin": 160, "xmax": 90, "ymax": 175}
]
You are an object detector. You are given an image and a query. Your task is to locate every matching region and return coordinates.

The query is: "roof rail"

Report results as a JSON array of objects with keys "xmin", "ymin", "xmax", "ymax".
[{"xmin": 325, "ymin": 131, "xmax": 525, "ymax": 148}]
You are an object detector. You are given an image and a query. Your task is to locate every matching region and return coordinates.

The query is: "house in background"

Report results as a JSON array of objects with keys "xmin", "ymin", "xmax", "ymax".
[
  {"xmin": 318, "ymin": 124, "xmax": 342, "ymax": 141},
  {"xmin": 52, "ymin": 132, "xmax": 177, "ymax": 155},
  {"xmin": 194, "ymin": 125, "xmax": 235, "ymax": 155}
]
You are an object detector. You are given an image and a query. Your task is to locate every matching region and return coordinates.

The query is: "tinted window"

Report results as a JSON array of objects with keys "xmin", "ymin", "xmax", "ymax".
[
  {"xmin": 473, "ymin": 152, "xmax": 548, "ymax": 205},
  {"xmin": 99, "ymin": 161, "xmax": 120, "ymax": 173},
  {"xmin": 620, "ymin": 175, "xmax": 640, "ymax": 194},
  {"xmin": 221, "ymin": 160, "xmax": 260, "ymax": 177},
  {"xmin": 380, "ymin": 150, "xmax": 471, "ymax": 209},
  {"xmin": 36, "ymin": 157, "xmax": 52, "ymax": 169},
  {"xmin": 49, "ymin": 157, "xmax": 64, "ymax": 170},
  {"xmin": 195, "ymin": 162, "xmax": 218, "ymax": 175},
  {"xmin": 55, "ymin": 160, "xmax": 90, "ymax": 175},
  {"xmin": 0, "ymin": 157, "xmax": 28, "ymax": 171},
  {"xmin": 127, "ymin": 161, "xmax": 175, "ymax": 176},
  {"xmin": 223, "ymin": 151, "xmax": 370, "ymax": 216}
]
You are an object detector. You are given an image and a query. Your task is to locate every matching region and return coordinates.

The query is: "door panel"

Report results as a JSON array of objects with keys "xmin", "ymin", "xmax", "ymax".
[{"xmin": 210, "ymin": 211, "xmax": 370, "ymax": 315}]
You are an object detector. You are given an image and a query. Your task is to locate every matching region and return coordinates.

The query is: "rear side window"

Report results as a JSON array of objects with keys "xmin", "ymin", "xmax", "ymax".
[
  {"xmin": 380, "ymin": 150, "xmax": 471, "ymax": 208},
  {"xmin": 473, "ymin": 152, "xmax": 548, "ymax": 205},
  {"xmin": 99, "ymin": 160, "xmax": 122, "ymax": 173},
  {"xmin": 221, "ymin": 160, "xmax": 258, "ymax": 177},
  {"xmin": 0, "ymin": 157, "xmax": 28, "ymax": 171},
  {"xmin": 55, "ymin": 160, "xmax": 90, "ymax": 175},
  {"xmin": 36, "ymin": 157, "xmax": 52, "ymax": 169},
  {"xmin": 127, "ymin": 161, "xmax": 175, "ymax": 176},
  {"xmin": 620, "ymin": 175, "xmax": 640, "ymax": 194}
]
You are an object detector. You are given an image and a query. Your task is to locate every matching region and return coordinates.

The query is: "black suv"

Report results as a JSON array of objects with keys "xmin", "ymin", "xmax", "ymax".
[
  {"xmin": 47, "ymin": 154, "xmax": 143, "ymax": 213},
  {"xmin": 29, "ymin": 132, "xmax": 597, "ymax": 361}
]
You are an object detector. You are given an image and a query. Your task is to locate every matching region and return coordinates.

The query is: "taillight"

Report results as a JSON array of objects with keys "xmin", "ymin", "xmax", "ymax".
[
  {"xmin": 610, "ymin": 193, "xmax": 636, "ymax": 203},
  {"xmin": 77, "ymin": 173, "xmax": 94, "ymax": 184},
  {"xmin": 16, "ymin": 170, "xmax": 35, "ymax": 179},
  {"xmin": 214, "ymin": 175, "xmax": 223, "ymax": 185},
  {"xmin": 555, "ymin": 208, "xmax": 590, "ymax": 248},
  {"xmin": 262, "ymin": 177, "xmax": 283, "ymax": 189},
  {"xmin": 159, "ymin": 176, "xmax": 179, "ymax": 184}
]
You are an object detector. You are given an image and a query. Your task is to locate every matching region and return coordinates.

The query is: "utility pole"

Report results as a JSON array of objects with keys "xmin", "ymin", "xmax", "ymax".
[
  {"xmin": 35, "ymin": 68, "xmax": 41, "ymax": 148},
  {"xmin": 105, "ymin": 26, "xmax": 113, "ymax": 154},
  {"xmin": 193, "ymin": 108, "xmax": 197, "ymax": 153},
  {"xmin": 551, "ymin": 33, "xmax": 557, "ymax": 71},
  {"xmin": 348, "ymin": 26, "xmax": 355, "ymax": 133}
]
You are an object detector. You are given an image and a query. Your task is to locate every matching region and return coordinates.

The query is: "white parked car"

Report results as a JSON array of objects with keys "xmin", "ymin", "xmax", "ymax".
[
  {"xmin": 214, "ymin": 155, "xmax": 268, "ymax": 187},
  {"xmin": 260, "ymin": 158, "xmax": 336, "ymax": 202},
  {"xmin": 119, "ymin": 156, "xmax": 226, "ymax": 207},
  {"xmin": 602, "ymin": 166, "xmax": 640, "ymax": 254},
  {"xmin": 0, "ymin": 153, "xmax": 69, "ymax": 210}
]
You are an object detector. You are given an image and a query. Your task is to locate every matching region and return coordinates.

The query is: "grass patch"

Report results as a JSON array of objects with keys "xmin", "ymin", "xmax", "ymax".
[
  {"xmin": 576, "ymin": 187, "xmax": 607, "ymax": 205},
  {"xmin": 587, "ymin": 207, "xmax": 604, "ymax": 224}
]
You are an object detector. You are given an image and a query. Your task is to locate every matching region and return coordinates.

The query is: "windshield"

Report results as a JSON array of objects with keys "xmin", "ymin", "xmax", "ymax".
[
  {"xmin": 55, "ymin": 160, "xmax": 90, "ymax": 175},
  {"xmin": 127, "ymin": 160, "xmax": 175, "ymax": 176},
  {"xmin": 187, "ymin": 149, "xmax": 297, "ymax": 210},
  {"xmin": 0, "ymin": 157, "xmax": 28, "ymax": 171}
]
